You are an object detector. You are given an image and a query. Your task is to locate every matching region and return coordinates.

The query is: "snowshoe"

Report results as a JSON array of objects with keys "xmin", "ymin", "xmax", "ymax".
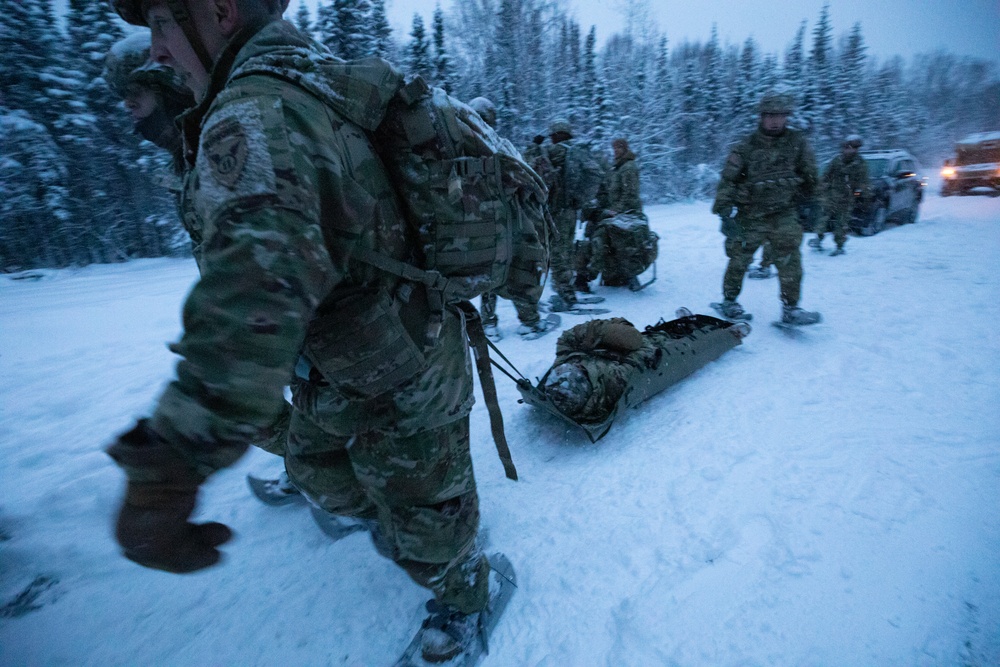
[
  {"xmin": 548, "ymin": 294, "xmax": 610, "ymax": 315},
  {"xmin": 247, "ymin": 472, "xmax": 305, "ymax": 507},
  {"xmin": 308, "ymin": 505, "xmax": 372, "ymax": 542},
  {"xmin": 807, "ymin": 237, "xmax": 823, "ymax": 251},
  {"xmin": 746, "ymin": 265, "xmax": 773, "ymax": 280},
  {"xmin": 483, "ymin": 322, "xmax": 502, "ymax": 341},
  {"xmin": 394, "ymin": 553, "xmax": 517, "ymax": 667},
  {"xmin": 710, "ymin": 300, "xmax": 753, "ymax": 322},
  {"xmin": 829, "ymin": 247, "xmax": 845, "ymax": 256},
  {"xmin": 517, "ymin": 313, "xmax": 560, "ymax": 340}
]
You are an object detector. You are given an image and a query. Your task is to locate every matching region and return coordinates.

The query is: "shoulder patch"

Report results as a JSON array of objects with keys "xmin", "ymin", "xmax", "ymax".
[
  {"xmin": 203, "ymin": 118, "xmax": 249, "ymax": 189},
  {"xmin": 194, "ymin": 98, "xmax": 280, "ymax": 223}
]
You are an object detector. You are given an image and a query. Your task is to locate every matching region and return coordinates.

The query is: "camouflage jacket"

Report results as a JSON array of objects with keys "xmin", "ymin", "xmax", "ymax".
[
  {"xmin": 712, "ymin": 126, "xmax": 818, "ymax": 220},
  {"xmin": 600, "ymin": 150, "xmax": 642, "ymax": 214},
  {"xmin": 822, "ymin": 152, "xmax": 870, "ymax": 210},
  {"xmin": 151, "ymin": 20, "xmax": 473, "ymax": 477}
]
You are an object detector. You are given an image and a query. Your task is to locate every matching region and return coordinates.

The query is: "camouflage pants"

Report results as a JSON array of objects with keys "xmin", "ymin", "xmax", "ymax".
[
  {"xmin": 723, "ymin": 212, "xmax": 804, "ymax": 307},
  {"xmin": 758, "ymin": 242, "xmax": 774, "ymax": 268},
  {"xmin": 480, "ymin": 292, "xmax": 540, "ymax": 328},
  {"xmin": 818, "ymin": 207, "xmax": 850, "ymax": 249},
  {"xmin": 549, "ymin": 207, "xmax": 579, "ymax": 302},
  {"xmin": 283, "ymin": 411, "xmax": 488, "ymax": 613}
]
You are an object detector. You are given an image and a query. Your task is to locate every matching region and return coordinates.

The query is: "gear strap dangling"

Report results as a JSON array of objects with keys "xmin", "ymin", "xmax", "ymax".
[{"xmin": 456, "ymin": 301, "xmax": 518, "ymax": 481}]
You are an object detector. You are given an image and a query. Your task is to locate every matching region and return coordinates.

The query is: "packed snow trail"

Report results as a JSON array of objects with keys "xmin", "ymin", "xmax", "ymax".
[{"xmin": 1, "ymin": 192, "xmax": 998, "ymax": 665}]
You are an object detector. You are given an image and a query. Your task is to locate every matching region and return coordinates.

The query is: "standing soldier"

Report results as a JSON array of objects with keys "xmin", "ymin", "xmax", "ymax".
[
  {"xmin": 106, "ymin": 0, "xmax": 506, "ymax": 662},
  {"xmin": 468, "ymin": 96, "xmax": 556, "ymax": 340},
  {"xmin": 542, "ymin": 119, "xmax": 603, "ymax": 312},
  {"xmin": 810, "ymin": 134, "xmax": 869, "ymax": 255},
  {"xmin": 711, "ymin": 90, "xmax": 822, "ymax": 326}
]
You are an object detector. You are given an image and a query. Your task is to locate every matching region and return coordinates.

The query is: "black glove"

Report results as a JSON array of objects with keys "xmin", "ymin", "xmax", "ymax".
[
  {"xmin": 719, "ymin": 214, "xmax": 742, "ymax": 239},
  {"xmin": 107, "ymin": 420, "xmax": 232, "ymax": 573}
]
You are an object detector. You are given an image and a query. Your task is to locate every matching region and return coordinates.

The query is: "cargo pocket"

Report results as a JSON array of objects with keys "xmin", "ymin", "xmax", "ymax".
[{"xmin": 304, "ymin": 290, "xmax": 428, "ymax": 399}]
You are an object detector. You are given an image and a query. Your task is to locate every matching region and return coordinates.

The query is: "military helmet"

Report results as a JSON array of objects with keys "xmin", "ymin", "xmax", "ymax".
[
  {"xmin": 111, "ymin": 0, "xmax": 147, "ymax": 26},
  {"xmin": 758, "ymin": 89, "xmax": 795, "ymax": 115},
  {"xmin": 549, "ymin": 118, "xmax": 573, "ymax": 137},
  {"xmin": 468, "ymin": 97, "xmax": 497, "ymax": 129},
  {"xmin": 843, "ymin": 134, "xmax": 863, "ymax": 149},
  {"xmin": 103, "ymin": 32, "xmax": 188, "ymax": 99},
  {"xmin": 112, "ymin": 0, "xmax": 291, "ymax": 26}
]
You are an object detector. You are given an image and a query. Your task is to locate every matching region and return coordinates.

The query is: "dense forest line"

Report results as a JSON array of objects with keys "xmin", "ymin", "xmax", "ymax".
[{"xmin": 2, "ymin": 0, "xmax": 997, "ymax": 270}]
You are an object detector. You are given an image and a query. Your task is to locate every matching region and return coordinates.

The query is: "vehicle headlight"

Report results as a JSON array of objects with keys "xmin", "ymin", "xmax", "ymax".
[{"xmin": 941, "ymin": 167, "xmax": 956, "ymax": 178}]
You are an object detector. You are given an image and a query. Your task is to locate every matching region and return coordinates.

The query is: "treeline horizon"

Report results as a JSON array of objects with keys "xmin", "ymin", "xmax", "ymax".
[{"xmin": 2, "ymin": 0, "xmax": 997, "ymax": 271}]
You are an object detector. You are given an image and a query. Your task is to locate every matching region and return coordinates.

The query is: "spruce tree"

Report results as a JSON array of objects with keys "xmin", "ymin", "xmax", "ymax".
[
  {"xmin": 407, "ymin": 13, "xmax": 432, "ymax": 81},
  {"xmin": 367, "ymin": 0, "xmax": 392, "ymax": 59},
  {"xmin": 432, "ymin": 5, "xmax": 453, "ymax": 93},
  {"xmin": 294, "ymin": 0, "xmax": 312, "ymax": 37}
]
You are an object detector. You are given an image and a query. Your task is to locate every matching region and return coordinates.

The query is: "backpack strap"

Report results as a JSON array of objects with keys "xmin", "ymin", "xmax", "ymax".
[
  {"xmin": 455, "ymin": 301, "xmax": 518, "ymax": 482},
  {"xmin": 351, "ymin": 247, "xmax": 464, "ymax": 346}
]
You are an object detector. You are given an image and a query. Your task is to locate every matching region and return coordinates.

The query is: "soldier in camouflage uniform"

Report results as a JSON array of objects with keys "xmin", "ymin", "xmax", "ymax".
[
  {"xmin": 106, "ymin": 0, "xmax": 493, "ymax": 660},
  {"xmin": 811, "ymin": 134, "xmax": 869, "ymax": 256},
  {"xmin": 578, "ymin": 137, "xmax": 646, "ymax": 291},
  {"xmin": 542, "ymin": 119, "xmax": 601, "ymax": 312},
  {"xmin": 469, "ymin": 96, "xmax": 553, "ymax": 339},
  {"xmin": 103, "ymin": 32, "xmax": 194, "ymax": 174},
  {"xmin": 711, "ymin": 90, "xmax": 822, "ymax": 325}
]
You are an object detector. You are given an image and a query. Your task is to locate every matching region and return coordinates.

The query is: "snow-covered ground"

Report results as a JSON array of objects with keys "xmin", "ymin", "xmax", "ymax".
[{"xmin": 2, "ymin": 191, "xmax": 998, "ymax": 666}]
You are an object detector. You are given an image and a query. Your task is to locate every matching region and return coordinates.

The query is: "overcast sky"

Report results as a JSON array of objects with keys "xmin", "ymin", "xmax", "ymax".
[{"xmin": 376, "ymin": 0, "xmax": 1000, "ymax": 64}]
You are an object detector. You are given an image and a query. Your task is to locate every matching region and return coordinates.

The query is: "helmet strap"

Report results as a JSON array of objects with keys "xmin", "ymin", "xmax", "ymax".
[{"xmin": 166, "ymin": 0, "xmax": 216, "ymax": 74}]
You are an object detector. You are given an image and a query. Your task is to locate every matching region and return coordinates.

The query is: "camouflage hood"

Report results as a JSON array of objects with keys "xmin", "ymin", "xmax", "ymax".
[{"xmin": 228, "ymin": 20, "xmax": 404, "ymax": 132}]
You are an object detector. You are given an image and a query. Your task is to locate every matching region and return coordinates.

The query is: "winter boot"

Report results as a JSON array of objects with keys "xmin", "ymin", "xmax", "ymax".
[
  {"xmin": 807, "ymin": 236, "xmax": 823, "ymax": 251},
  {"xmin": 830, "ymin": 246, "xmax": 846, "ymax": 256},
  {"xmin": 246, "ymin": 471, "xmax": 304, "ymax": 506},
  {"xmin": 626, "ymin": 276, "xmax": 642, "ymax": 291},
  {"xmin": 482, "ymin": 317, "xmax": 501, "ymax": 341},
  {"xmin": 573, "ymin": 273, "xmax": 593, "ymax": 294},
  {"xmin": 419, "ymin": 600, "xmax": 482, "ymax": 663},
  {"xmin": 782, "ymin": 305, "xmax": 822, "ymax": 326},
  {"xmin": 746, "ymin": 264, "xmax": 773, "ymax": 280},
  {"xmin": 714, "ymin": 299, "xmax": 751, "ymax": 321}
]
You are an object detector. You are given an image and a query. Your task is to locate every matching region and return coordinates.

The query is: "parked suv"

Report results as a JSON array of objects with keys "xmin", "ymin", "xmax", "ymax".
[
  {"xmin": 941, "ymin": 131, "xmax": 1000, "ymax": 196},
  {"xmin": 850, "ymin": 149, "xmax": 924, "ymax": 236}
]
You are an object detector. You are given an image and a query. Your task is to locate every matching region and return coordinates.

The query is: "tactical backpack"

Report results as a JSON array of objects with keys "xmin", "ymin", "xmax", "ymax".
[
  {"xmin": 232, "ymin": 53, "xmax": 547, "ymax": 481},
  {"xmin": 357, "ymin": 75, "xmax": 550, "ymax": 343},
  {"xmin": 600, "ymin": 213, "xmax": 659, "ymax": 287}
]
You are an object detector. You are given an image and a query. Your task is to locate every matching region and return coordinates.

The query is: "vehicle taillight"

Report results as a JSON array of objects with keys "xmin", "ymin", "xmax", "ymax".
[{"xmin": 941, "ymin": 166, "xmax": 956, "ymax": 178}]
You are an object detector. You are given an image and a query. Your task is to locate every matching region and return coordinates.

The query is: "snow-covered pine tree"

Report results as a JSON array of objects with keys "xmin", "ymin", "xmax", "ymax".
[
  {"xmin": 783, "ymin": 21, "xmax": 807, "ymax": 129},
  {"xmin": 294, "ymin": 0, "xmax": 312, "ymax": 37},
  {"xmin": 431, "ymin": 4, "xmax": 453, "ymax": 93},
  {"xmin": 366, "ymin": 0, "xmax": 392, "ymax": 59},
  {"xmin": 834, "ymin": 23, "xmax": 867, "ymax": 146},
  {"xmin": 806, "ymin": 3, "xmax": 836, "ymax": 150},
  {"xmin": 406, "ymin": 13, "xmax": 432, "ymax": 81}
]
